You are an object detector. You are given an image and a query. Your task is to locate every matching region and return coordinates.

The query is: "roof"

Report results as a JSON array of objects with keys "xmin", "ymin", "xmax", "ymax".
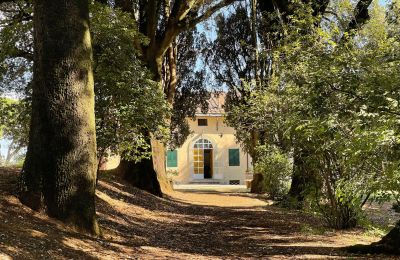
[{"xmin": 196, "ymin": 92, "xmax": 226, "ymax": 116}]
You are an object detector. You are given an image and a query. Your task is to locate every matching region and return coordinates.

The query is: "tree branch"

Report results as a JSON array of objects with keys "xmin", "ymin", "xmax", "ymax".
[
  {"xmin": 347, "ymin": 0, "xmax": 373, "ymax": 32},
  {"xmin": 157, "ymin": 0, "xmax": 240, "ymax": 59},
  {"xmin": 186, "ymin": 0, "xmax": 238, "ymax": 28}
]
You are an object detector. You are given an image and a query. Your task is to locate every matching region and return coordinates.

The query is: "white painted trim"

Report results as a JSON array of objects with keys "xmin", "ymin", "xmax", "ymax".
[{"xmin": 195, "ymin": 113, "xmax": 224, "ymax": 117}]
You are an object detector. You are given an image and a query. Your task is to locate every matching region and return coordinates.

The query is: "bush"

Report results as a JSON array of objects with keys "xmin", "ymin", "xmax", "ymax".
[
  {"xmin": 254, "ymin": 145, "xmax": 292, "ymax": 199},
  {"xmin": 318, "ymin": 198, "xmax": 363, "ymax": 229}
]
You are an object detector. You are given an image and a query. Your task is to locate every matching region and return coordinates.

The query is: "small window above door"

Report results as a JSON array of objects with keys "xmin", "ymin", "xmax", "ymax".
[{"xmin": 198, "ymin": 118, "xmax": 208, "ymax": 126}]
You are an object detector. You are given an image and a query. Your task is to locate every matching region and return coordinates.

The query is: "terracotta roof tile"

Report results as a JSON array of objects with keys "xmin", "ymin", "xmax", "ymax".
[{"xmin": 196, "ymin": 93, "xmax": 226, "ymax": 115}]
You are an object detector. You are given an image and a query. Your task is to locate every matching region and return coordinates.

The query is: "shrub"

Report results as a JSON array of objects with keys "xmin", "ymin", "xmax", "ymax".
[{"xmin": 254, "ymin": 145, "xmax": 292, "ymax": 199}]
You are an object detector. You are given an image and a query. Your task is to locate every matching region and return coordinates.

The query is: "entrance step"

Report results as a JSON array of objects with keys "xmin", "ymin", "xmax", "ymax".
[
  {"xmin": 173, "ymin": 184, "xmax": 248, "ymax": 193},
  {"xmin": 189, "ymin": 181, "xmax": 221, "ymax": 185}
]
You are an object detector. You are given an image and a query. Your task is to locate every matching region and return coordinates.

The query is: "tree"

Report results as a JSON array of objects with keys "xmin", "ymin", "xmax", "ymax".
[
  {"xmin": 0, "ymin": 1, "xmax": 172, "ymax": 196},
  {"xmin": 109, "ymin": 0, "xmax": 240, "ymax": 196},
  {"xmin": 345, "ymin": 1, "xmax": 400, "ymax": 254},
  {"xmin": 246, "ymin": 0, "xmax": 373, "ymax": 202},
  {"xmin": 169, "ymin": 28, "xmax": 209, "ymax": 148},
  {"xmin": 232, "ymin": 0, "xmax": 400, "ymax": 232},
  {"xmin": 19, "ymin": 0, "xmax": 99, "ymax": 235},
  {"xmin": 91, "ymin": 3, "xmax": 169, "ymax": 177}
]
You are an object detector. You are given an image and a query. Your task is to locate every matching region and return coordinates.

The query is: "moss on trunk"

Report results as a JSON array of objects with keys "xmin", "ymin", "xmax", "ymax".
[{"xmin": 19, "ymin": 0, "xmax": 99, "ymax": 235}]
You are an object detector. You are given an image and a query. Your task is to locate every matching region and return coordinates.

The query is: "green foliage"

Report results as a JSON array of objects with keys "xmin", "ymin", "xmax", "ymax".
[
  {"xmin": 91, "ymin": 2, "xmax": 170, "ymax": 161},
  {"xmin": 300, "ymin": 223, "xmax": 330, "ymax": 235},
  {"xmin": 1, "ymin": 3, "xmax": 171, "ymax": 164},
  {"xmin": 227, "ymin": 1, "xmax": 400, "ymax": 229},
  {"xmin": 0, "ymin": 97, "xmax": 29, "ymax": 165},
  {"xmin": 0, "ymin": 98, "xmax": 29, "ymax": 145},
  {"xmin": 0, "ymin": 1, "xmax": 33, "ymax": 96},
  {"xmin": 254, "ymin": 145, "xmax": 292, "ymax": 199}
]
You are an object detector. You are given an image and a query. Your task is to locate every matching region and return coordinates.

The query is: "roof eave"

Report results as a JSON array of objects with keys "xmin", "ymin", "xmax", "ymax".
[{"xmin": 195, "ymin": 113, "xmax": 225, "ymax": 117}]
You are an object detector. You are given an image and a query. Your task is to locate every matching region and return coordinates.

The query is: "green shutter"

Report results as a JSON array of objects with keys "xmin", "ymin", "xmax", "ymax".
[
  {"xmin": 167, "ymin": 150, "xmax": 177, "ymax": 167},
  {"xmin": 229, "ymin": 149, "xmax": 240, "ymax": 166}
]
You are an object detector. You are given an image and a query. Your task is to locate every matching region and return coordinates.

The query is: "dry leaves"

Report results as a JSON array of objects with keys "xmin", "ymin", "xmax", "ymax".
[{"xmin": 0, "ymin": 168, "xmax": 398, "ymax": 259}]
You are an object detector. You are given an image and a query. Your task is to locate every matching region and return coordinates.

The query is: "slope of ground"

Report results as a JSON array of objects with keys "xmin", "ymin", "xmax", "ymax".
[{"xmin": 0, "ymin": 167, "xmax": 398, "ymax": 259}]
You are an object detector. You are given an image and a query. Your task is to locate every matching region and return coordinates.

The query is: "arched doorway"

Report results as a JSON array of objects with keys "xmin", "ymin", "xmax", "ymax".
[{"xmin": 193, "ymin": 138, "xmax": 213, "ymax": 179}]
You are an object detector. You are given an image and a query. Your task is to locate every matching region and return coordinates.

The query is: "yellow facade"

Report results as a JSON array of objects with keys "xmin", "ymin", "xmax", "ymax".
[{"xmin": 167, "ymin": 115, "xmax": 252, "ymax": 184}]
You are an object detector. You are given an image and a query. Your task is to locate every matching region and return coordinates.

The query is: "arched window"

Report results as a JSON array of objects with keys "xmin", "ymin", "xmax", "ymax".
[{"xmin": 193, "ymin": 138, "xmax": 213, "ymax": 149}]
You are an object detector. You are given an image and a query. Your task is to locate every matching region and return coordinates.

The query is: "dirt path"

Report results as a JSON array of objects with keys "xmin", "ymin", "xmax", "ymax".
[{"xmin": 0, "ymin": 169, "xmax": 397, "ymax": 259}]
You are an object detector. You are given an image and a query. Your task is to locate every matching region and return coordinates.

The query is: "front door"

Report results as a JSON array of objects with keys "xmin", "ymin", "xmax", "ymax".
[
  {"xmin": 193, "ymin": 138, "xmax": 214, "ymax": 179},
  {"xmin": 204, "ymin": 149, "xmax": 213, "ymax": 179}
]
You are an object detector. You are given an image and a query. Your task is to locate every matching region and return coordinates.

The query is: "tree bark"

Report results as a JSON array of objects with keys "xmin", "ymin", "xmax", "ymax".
[
  {"xmin": 165, "ymin": 43, "xmax": 177, "ymax": 104},
  {"xmin": 116, "ymin": 136, "xmax": 172, "ymax": 197},
  {"xmin": 286, "ymin": 147, "xmax": 319, "ymax": 208},
  {"xmin": 19, "ymin": 0, "xmax": 99, "ymax": 235},
  {"xmin": 250, "ymin": 0, "xmax": 260, "ymax": 87},
  {"xmin": 368, "ymin": 220, "xmax": 400, "ymax": 254},
  {"xmin": 250, "ymin": 130, "xmax": 264, "ymax": 193},
  {"xmin": 117, "ymin": 159, "xmax": 162, "ymax": 197}
]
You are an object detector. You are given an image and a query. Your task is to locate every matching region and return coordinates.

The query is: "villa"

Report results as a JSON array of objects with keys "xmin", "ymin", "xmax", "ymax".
[{"xmin": 167, "ymin": 94, "xmax": 252, "ymax": 185}]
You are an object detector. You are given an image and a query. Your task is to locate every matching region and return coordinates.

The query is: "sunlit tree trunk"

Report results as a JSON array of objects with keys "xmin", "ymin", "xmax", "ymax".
[
  {"xmin": 19, "ymin": 0, "xmax": 99, "ymax": 235},
  {"xmin": 116, "ymin": 134, "xmax": 167, "ymax": 197}
]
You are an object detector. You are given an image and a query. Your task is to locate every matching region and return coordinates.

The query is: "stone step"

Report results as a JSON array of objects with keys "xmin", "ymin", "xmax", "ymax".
[{"xmin": 189, "ymin": 181, "xmax": 222, "ymax": 185}]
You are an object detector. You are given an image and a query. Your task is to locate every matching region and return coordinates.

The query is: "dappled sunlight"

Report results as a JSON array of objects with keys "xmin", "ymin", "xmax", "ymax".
[
  {"xmin": 61, "ymin": 237, "xmax": 97, "ymax": 253},
  {"xmin": 1, "ymin": 169, "xmax": 397, "ymax": 259},
  {"xmin": 28, "ymin": 229, "xmax": 47, "ymax": 238},
  {"xmin": 0, "ymin": 252, "xmax": 12, "ymax": 260},
  {"xmin": 96, "ymin": 189, "xmax": 178, "ymax": 224},
  {"xmin": 97, "ymin": 180, "xmax": 136, "ymax": 200}
]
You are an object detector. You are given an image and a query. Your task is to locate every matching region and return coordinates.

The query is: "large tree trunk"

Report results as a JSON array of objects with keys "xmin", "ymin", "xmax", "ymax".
[
  {"xmin": 114, "ymin": 40, "xmax": 174, "ymax": 197},
  {"xmin": 250, "ymin": 130, "xmax": 265, "ymax": 193},
  {"xmin": 286, "ymin": 147, "xmax": 319, "ymax": 208},
  {"xmin": 116, "ymin": 137, "xmax": 171, "ymax": 197},
  {"xmin": 117, "ymin": 159, "xmax": 162, "ymax": 197},
  {"xmin": 19, "ymin": 0, "xmax": 99, "ymax": 235}
]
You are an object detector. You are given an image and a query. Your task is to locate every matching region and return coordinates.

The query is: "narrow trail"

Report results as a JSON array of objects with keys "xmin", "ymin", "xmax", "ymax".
[{"xmin": 0, "ymin": 169, "xmax": 395, "ymax": 259}]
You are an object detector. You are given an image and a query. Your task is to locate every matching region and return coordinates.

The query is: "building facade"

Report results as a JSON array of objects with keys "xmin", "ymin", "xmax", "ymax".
[{"xmin": 167, "ymin": 95, "xmax": 252, "ymax": 185}]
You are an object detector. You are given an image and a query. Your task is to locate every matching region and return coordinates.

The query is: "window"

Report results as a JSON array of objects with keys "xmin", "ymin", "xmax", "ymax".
[
  {"xmin": 167, "ymin": 150, "xmax": 177, "ymax": 167},
  {"xmin": 229, "ymin": 149, "xmax": 240, "ymax": 166},
  {"xmin": 198, "ymin": 118, "xmax": 208, "ymax": 126}
]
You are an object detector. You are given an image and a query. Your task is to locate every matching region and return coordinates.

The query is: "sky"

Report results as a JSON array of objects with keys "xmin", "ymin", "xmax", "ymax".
[{"xmin": 0, "ymin": 139, "xmax": 10, "ymax": 160}]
